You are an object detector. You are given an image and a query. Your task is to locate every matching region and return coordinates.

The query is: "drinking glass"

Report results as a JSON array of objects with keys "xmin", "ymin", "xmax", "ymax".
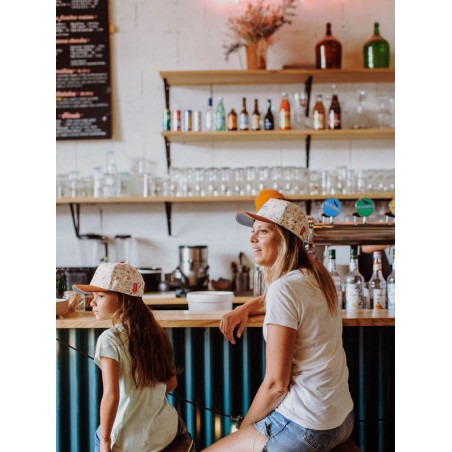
[
  {"xmin": 269, "ymin": 166, "xmax": 283, "ymax": 191},
  {"xmin": 233, "ymin": 168, "xmax": 245, "ymax": 196},
  {"xmin": 257, "ymin": 166, "xmax": 270, "ymax": 192},
  {"xmin": 219, "ymin": 167, "xmax": 232, "ymax": 196},
  {"xmin": 309, "ymin": 170, "xmax": 321, "ymax": 195},
  {"xmin": 206, "ymin": 167, "xmax": 220, "ymax": 196},
  {"xmin": 245, "ymin": 166, "xmax": 258, "ymax": 196}
]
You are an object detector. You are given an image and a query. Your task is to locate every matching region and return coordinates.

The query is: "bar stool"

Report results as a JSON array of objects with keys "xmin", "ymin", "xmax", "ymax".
[{"xmin": 331, "ymin": 437, "xmax": 361, "ymax": 451}]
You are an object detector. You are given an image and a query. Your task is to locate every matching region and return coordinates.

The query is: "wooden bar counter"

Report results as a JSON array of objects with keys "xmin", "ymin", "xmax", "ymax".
[{"xmin": 57, "ymin": 308, "xmax": 394, "ymax": 328}]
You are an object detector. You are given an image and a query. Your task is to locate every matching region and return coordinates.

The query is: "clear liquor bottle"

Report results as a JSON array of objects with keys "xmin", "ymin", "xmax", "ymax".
[
  {"xmin": 344, "ymin": 246, "xmax": 365, "ymax": 309},
  {"xmin": 205, "ymin": 97, "xmax": 215, "ymax": 131},
  {"xmin": 387, "ymin": 248, "xmax": 395, "ymax": 310},
  {"xmin": 216, "ymin": 97, "xmax": 226, "ymax": 131},
  {"xmin": 327, "ymin": 248, "xmax": 343, "ymax": 309},
  {"xmin": 368, "ymin": 251, "xmax": 387, "ymax": 309},
  {"xmin": 239, "ymin": 97, "xmax": 249, "ymax": 131}
]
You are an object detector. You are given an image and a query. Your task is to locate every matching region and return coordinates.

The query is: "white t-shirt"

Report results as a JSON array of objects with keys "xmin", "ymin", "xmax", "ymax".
[
  {"xmin": 94, "ymin": 326, "xmax": 178, "ymax": 451},
  {"xmin": 264, "ymin": 269, "xmax": 354, "ymax": 430}
]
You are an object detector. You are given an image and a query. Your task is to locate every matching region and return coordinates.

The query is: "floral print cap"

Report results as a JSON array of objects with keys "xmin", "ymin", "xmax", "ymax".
[
  {"xmin": 73, "ymin": 262, "xmax": 145, "ymax": 297},
  {"xmin": 236, "ymin": 198, "xmax": 309, "ymax": 242}
]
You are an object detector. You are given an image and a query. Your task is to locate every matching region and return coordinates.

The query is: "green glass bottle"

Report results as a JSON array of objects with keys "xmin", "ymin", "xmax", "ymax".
[{"xmin": 363, "ymin": 22, "xmax": 390, "ymax": 68}]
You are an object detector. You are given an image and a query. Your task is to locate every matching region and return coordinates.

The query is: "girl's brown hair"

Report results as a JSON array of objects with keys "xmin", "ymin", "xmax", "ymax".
[
  {"xmin": 112, "ymin": 294, "xmax": 176, "ymax": 389},
  {"xmin": 264, "ymin": 224, "xmax": 338, "ymax": 316}
]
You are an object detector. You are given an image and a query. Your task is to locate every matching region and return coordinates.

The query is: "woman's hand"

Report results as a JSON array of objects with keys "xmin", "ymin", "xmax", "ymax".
[
  {"xmin": 100, "ymin": 437, "xmax": 112, "ymax": 452},
  {"xmin": 220, "ymin": 305, "xmax": 249, "ymax": 344},
  {"xmin": 220, "ymin": 296, "xmax": 265, "ymax": 344}
]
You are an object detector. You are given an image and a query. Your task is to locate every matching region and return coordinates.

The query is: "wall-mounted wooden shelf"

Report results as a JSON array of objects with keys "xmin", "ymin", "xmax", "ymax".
[
  {"xmin": 56, "ymin": 192, "xmax": 395, "ymax": 205},
  {"xmin": 159, "ymin": 68, "xmax": 395, "ymax": 86},
  {"xmin": 161, "ymin": 128, "xmax": 395, "ymax": 143}
]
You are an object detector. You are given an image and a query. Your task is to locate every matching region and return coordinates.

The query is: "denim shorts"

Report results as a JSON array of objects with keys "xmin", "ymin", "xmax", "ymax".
[{"xmin": 254, "ymin": 410, "xmax": 354, "ymax": 452}]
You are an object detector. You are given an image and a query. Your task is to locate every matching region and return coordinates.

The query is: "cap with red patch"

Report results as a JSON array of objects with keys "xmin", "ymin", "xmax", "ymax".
[{"xmin": 236, "ymin": 198, "xmax": 309, "ymax": 242}]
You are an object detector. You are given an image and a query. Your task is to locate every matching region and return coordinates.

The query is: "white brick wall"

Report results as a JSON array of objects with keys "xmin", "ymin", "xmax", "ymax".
[{"xmin": 56, "ymin": 0, "xmax": 395, "ymax": 278}]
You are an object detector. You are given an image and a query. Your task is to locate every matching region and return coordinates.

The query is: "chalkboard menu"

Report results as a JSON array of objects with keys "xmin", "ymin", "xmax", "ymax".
[{"xmin": 56, "ymin": 0, "xmax": 112, "ymax": 140}]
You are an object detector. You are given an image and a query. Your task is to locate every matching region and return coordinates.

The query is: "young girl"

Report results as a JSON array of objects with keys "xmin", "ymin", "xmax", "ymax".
[
  {"xmin": 209, "ymin": 199, "xmax": 354, "ymax": 451},
  {"xmin": 74, "ymin": 262, "xmax": 193, "ymax": 452}
]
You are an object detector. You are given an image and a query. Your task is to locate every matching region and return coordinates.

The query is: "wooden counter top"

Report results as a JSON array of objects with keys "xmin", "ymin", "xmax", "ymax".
[{"xmin": 56, "ymin": 309, "xmax": 394, "ymax": 329}]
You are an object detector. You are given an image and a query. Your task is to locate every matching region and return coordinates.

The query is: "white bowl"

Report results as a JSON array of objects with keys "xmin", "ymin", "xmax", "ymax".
[{"xmin": 187, "ymin": 291, "xmax": 234, "ymax": 311}]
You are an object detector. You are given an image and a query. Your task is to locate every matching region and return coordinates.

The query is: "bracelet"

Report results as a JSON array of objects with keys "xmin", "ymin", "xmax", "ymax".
[{"xmin": 100, "ymin": 432, "xmax": 111, "ymax": 441}]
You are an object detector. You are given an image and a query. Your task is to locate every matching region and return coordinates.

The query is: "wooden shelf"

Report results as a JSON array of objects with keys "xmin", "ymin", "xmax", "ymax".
[
  {"xmin": 56, "ymin": 192, "xmax": 394, "ymax": 205},
  {"xmin": 162, "ymin": 128, "xmax": 394, "ymax": 143},
  {"xmin": 159, "ymin": 69, "xmax": 395, "ymax": 86}
]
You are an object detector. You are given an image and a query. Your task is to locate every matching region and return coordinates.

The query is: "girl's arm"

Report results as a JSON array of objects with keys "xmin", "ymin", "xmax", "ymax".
[
  {"xmin": 99, "ymin": 356, "xmax": 120, "ymax": 452},
  {"xmin": 219, "ymin": 295, "xmax": 266, "ymax": 344},
  {"xmin": 239, "ymin": 324, "xmax": 296, "ymax": 428},
  {"xmin": 166, "ymin": 373, "xmax": 177, "ymax": 394}
]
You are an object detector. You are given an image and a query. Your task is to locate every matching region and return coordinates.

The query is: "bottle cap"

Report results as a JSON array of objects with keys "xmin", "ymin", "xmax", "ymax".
[
  {"xmin": 208, "ymin": 97, "xmax": 213, "ymax": 107},
  {"xmin": 322, "ymin": 198, "xmax": 342, "ymax": 217},
  {"xmin": 355, "ymin": 198, "xmax": 375, "ymax": 217}
]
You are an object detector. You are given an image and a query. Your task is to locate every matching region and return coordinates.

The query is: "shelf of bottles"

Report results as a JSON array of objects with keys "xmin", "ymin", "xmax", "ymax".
[
  {"xmin": 56, "ymin": 192, "xmax": 394, "ymax": 205},
  {"xmin": 161, "ymin": 128, "xmax": 394, "ymax": 143},
  {"xmin": 159, "ymin": 68, "xmax": 394, "ymax": 87}
]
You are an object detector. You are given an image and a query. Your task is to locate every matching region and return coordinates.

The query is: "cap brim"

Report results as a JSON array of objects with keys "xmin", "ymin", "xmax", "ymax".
[
  {"xmin": 72, "ymin": 284, "xmax": 108, "ymax": 294},
  {"xmin": 236, "ymin": 211, "xmax": 277, "ymax": 228}
]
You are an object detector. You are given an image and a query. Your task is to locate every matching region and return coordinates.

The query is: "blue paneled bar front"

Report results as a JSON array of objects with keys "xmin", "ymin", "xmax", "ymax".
[{"xmin": 56, "ymin": 318, "xmax": 394, "ymax": 452}]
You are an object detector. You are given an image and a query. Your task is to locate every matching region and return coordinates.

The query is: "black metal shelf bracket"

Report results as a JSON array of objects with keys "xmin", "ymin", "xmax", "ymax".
[
  {"xmin": 305, "ymin": 75, "xmax": 313, "ymax": 118},
  {"xmin": 165, "ymin": 136, "xmax": 171, "ymax": 173},
  {"xmin": 69, "ymin": 203, "xmax": 81, "ymax": 238},
  {"xmin": 163, "ymin": 77, "xmax": 170, "ymax": 110},
  {"xmin": 165, "ymin": 201, "xmax": 172, "ymax": 236},
  {"xmin": 305, "ymin": 135, "xmax": 311, "ymax": 169}
]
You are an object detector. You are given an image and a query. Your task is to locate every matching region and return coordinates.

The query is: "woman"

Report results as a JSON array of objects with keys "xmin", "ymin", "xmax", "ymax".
[
  {"xmin": 205, "ymin": 199, "xmax": 354, "ymax": 451},
  {"xmin": 74, "ymin": 262, "xmax": 194, "ymax": 452}
]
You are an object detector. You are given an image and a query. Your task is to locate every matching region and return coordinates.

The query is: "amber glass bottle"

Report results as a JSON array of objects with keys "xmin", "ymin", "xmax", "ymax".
[
  {"xmin": 239, "ymin": 97, "xmax": 249, "ymax": 130},
  {"xmin": 251, "ymin": 98, "xmax": 261, "ymax": 131},
  {"xmin": 227, "ymin": 108, "xmax": 238, "ymax": 131},
  {"xmin": 315, "ymin": 23, "xmax": 342, "ymax": 69},
  {"xmin": 312, "ymin": 94, "xmax": 326, "ymax": 130},
  {"xmin": 328, "ymin": 85, "xmax": 341, "ymax": 130},
  {"xmin": 363, "ymin": 22, "xmax": 390, "ymax": 68}
]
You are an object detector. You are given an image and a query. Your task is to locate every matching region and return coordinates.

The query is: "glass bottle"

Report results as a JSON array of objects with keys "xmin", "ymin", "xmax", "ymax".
[
  {"xmin": 344, "ymin": 246, "xmax": 365, "ymax": 309},
  {"xmin": 205, "ymin": 97, "xmax": 215, "ymax": 131},
  {"xmin": 279, "ymin": 93, "xmax": 291, "ymax": 130},
  {"xmin": 239, "ymin": 97, "xmax": 249, "ymax": 131},
  {"xmin": 251, "ymin": 98, "xmax": 261, "ymax": 131},
  {"xmin": 328, "ymin": 85, "xmax": 341, "ymax": 130},
  {"xmin": 387, "ymin": 248, "xmax": 395, "ymax": 310},
  {"xmin": 264, "ymin": 99, "xmax": 274, "ymax": 130},
  {"xmin": 368, "ymin": 251, "xmax": 387, "ymax": 309},
  {"xmin": 327, "ymin": 248, "xmax": 343, "ymax": 309},
  {"xmin": 353, "ymin": 90, "xmax": 369, "ymax": 129},
  {"xmin": 315, "ymin": 22, "xmax": 342, "ymax": 69},
  {"xmin": 363, "ymin": 22, "xmax": 390, "ymax": 69},
  {"xmin": 227, "ymin": 108, "xmax": 238, "ymax": 131},
  {"xmin": 312, "ymin": 94, "xmax": 326, "ymax": 130},
  {"xmin": 215, "ymin": 97, "xmax": 226, "ymax": 131}
]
